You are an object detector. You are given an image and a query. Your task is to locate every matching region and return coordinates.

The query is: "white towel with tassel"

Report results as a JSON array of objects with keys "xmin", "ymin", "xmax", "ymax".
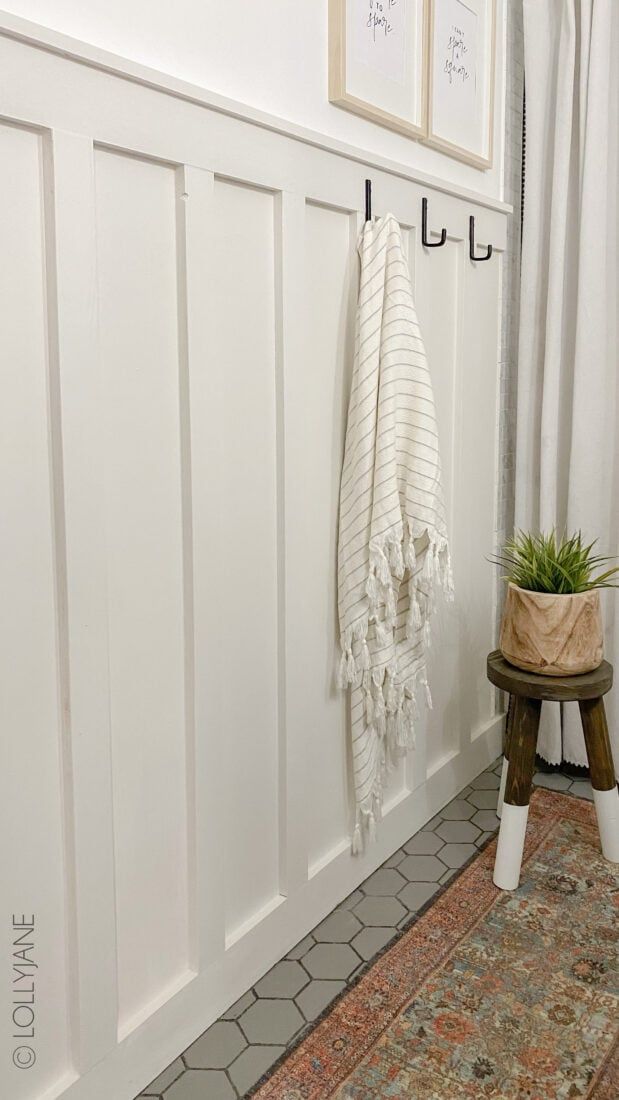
[{"xmin": 337, "ymin": 213, "xmax": 453, "ymax": 854}]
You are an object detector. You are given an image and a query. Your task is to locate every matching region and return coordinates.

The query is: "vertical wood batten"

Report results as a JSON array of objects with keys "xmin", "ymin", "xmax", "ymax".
[
  {"xmin": 176, "ymin": 164, "xmax": 226, "ymax": 968},
  {"xmin": 276, "ymin": 190, "xmax": 309, "ymax": 893},
  {"xmin": 44, "ymin": 129, "xmax": 118, "ymax": 1068},
  {"xmin": 174, "ymin": 166, "xmax": 197, "ymax": 972}
]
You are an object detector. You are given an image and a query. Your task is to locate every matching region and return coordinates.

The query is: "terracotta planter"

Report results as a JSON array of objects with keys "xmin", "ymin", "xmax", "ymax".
[{"xmin": 499, "ymin": 583, "xmax": 603, "ymax": 676}]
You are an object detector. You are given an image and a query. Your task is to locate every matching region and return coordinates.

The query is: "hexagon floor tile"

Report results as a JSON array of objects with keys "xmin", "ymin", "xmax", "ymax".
[
  {"xmin": 166, "ymin": 1070, "xmax": 235, "ymax": 1100},
  {"xmin": 228, "ymin": 1046, "xmax": 285, "ymax": 1095},
  {"xmin": 136, "ymin": 757, "xmax": 595, "ymax": 1099},
  {"xmin": 303, "ymin": 942, "xmax": 360, "ymax": 980},
  {"xmin": 354, "ymin": 894, "xmax": 407, "ymax": 927},
  {"xmin": 313, "ymin": 909, "xmax": 362, "ymax": 943},
  {"xmin": 403, "ymin": 830, "xmax": 443, "ymax": 855},
  {"xmin": 398, "ymin": 854, "xmax": 445, "ymax": 882},
  {"xmin": 352, "ymin": 926, "xmax": 396, "ymax": 960},
  {"xmin": 361, "ymin": 867, "xmax": 407, "ymax": 896},
  {"xmin": 254, "ymin": 960, "xmax": 308, "ymax": 999},
  {"xmin": 184, "ymin": 1021, "xmax": 246, "ymax": 1069},
  {"xmin": 295, "ymin": 979, "xmax": 345, "ymax": 1022},
  {"xmin": 440, "ymin": 798, "xmax": 476, "ymax": 820}
]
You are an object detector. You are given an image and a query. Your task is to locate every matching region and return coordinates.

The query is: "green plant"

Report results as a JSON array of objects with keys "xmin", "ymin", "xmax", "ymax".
[{"xmin": 491, "ymin": 530, "xmax": 619, "ymax": 594}]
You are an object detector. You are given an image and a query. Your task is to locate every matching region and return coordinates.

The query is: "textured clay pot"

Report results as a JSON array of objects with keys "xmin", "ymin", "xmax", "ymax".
[{"xmin": 499, "ymin": 582, "xmax": 603, "ymax": 676}]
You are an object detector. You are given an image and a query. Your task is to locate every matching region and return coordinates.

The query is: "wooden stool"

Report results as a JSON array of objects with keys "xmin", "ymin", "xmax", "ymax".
[{"xmin": 487, "ymin": 650, "xmax": 619, "ymax": 890}]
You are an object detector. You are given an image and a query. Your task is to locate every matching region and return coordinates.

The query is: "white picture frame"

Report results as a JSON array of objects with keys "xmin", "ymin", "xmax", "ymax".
[
  {"xmin": 329, "ymin": 0, "xmax": 429, "ymax": 140},
  {"xmin": 424, "ymin": 0, "xmax": 496, "ymax": 168}
]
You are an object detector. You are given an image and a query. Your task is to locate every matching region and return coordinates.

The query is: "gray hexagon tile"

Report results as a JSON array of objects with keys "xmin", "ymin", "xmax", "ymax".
[
  {"xmin": 184, "ymin": 1020, "xmax": 246, "ymax": 1069},
  {"xmin": 303, "ymin": 943, "xmax": 360, "ymax": 980},
  {"xmin": 470, "ymin": 770, "xmax": 501, "ymax": 790},
  {"xmin": 166, "ymin": 1070, "xmax": 235, "ymax": 1100},
  {"xmin": 136, "ymin": 757, "xmax": 599, "ymax": 1100},
  {"xmin": 439, "ymin": 868, "xmax": 458, "ymax": 886},
  {"xmin": 222, "ymin": 990, "xmax": 256, "ymax": 1020},
  {"xmin": 436, "ymin": 820, "xmax": 481, "ymax": 844},
  {"xmin": 570, "ymin": 780, "xmax": 594, "ymax": 800},
  {"xmin": 468, "ymin": 789, "xmax": 500, "ymax": 810},
  {"xmin": 239, "ymin": 999, "xmax": 304, "ymax": 1045},
  {"xmin": 228, "ymin": 1046, "xmax": 285, "ymax": 1094},
  {"xmin": 286, "ymin": 934, "xmax": 315, "ymax": 960},
  {"xmin": 141, "ymin": 1058, "xmax": 185, "ymax": 1096},
  {"xmin": 476, "ymin": 830, "xmax": 495, "ymax": 848},
  {"xmin": 354, "ymin": 895, "xmax": 406, "ymax": 927},
  {"xmin": 398, "ymin": 854, "xmax": 445, "ymax": 882},
  {"xmin": 361, "ymin": 868, "xmax": 407, "ymax": 896},
  {"xmin": 383, "ymin": 848, "xmax": 406, "ymax": 867},
  {"xmin": 472, "ymin": 809, "xmax": 500, "ymax": 831},
  {"xmin": 439, "ymin": 843, "xmax": 478, "ymax": 869},
  {"xmin": 440, "ymin": 798, "xmax": 476, "ymax": 820},
  {"xmin": 337, "ymin": 888, "xmax": 364, "ymax": 910},
  {"xmin": 254, "ymin": 961, "xmax": 308, "ymax": 999},
  {"xmin": 296, "ymin": 979, "xmax": 345, "ymax": 1021},
  {"xmin": 352, "ymin": 926, "xmax": 395, "ymax": 960},
  {"xmin": 403, "ymin": 830, "xmax": 443, "ymax": 855},
  {"xmin": 313, "ymin": 910, "xmax": 361, "ymax": 943},
  {"xmin": 398, "ymin": 881, "xmax": 440, "ymax": 912}
]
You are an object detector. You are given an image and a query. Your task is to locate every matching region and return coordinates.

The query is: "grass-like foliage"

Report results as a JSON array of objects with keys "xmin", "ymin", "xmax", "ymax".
[{"xmin": 491, "ymin": 530, "xmax": 619, "ymax": 594}]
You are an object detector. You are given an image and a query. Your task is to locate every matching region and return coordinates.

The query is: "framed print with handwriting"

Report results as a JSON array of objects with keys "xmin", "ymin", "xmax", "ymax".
[
  {"xmin": 425, "ymin": 0, "xmax": 496, "ymax": 167},
  {"xmin": 329, "ymin": 0, "xmax": 429, "ymax": 139}
]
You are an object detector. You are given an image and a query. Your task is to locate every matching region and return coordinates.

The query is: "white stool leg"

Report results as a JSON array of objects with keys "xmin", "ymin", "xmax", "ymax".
[
  {"xmin": 579, "ymin": 697, "xmax": 619, "ymax": 865},
  {"xmin": 592, "ymin": 787, "xmax": 619, "ymax": 863},
  {"xmin": 493, "ymin": 695, "xmax": 541, "ymax": 892},
  {"xmin": 497, "ymin": 756, "xmax": 509, "ymax": 820},
  {"xmin": 493, "ymin": 804, "xmax": 529, "ymax": 889}
]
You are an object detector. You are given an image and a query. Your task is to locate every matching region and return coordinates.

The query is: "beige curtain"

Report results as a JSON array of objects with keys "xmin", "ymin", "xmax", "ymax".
[{"xmin": 516, "ymin": 0, "xmax": 619, "ymax": 771}]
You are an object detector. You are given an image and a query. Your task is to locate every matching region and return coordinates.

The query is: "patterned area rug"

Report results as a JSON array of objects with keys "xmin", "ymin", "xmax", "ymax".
[{"xmin": 254, "ymin": 790, "xmax": 618, "ymax": 1099}]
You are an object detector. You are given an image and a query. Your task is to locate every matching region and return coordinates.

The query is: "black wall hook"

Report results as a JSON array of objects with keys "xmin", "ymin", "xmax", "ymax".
[
  {"xmin": 365, "ymin": 179, "xmax": 372, "ymax": 222},
  {"xmin": 421, "ymin": 197, "xmax": 447, "ymax": 248},
  {"xmin": 469, "ymin": 215, "xmax": 493, "ymax": 261}
]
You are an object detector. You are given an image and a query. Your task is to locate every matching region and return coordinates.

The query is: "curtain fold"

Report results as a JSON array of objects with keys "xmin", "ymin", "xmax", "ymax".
[{"xmin": 517, "ymin": 0, "xmax": 619, "ymax": 771}]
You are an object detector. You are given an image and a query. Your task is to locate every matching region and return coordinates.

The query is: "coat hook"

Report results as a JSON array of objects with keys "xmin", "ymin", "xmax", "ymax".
[
  {"xmin": 421, "ymin": 197, "xmax": 447, "ymax": 248},
  {"xmin": 469, "ymin": 215, "xmax": 493, "ymax": 262},
  {"xmin": 365, "ymin": 179, "xmax": 372, "ymax": 222}
]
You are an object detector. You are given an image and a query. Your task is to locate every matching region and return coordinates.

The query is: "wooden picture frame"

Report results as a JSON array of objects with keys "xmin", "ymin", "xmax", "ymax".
[
  {"xmin": 424, "ymin": 0, "xmax": 496, "ymax": 168},
  {"xmin": 329, "ymin": 0, "xmax": 429, "ymax": 140}
]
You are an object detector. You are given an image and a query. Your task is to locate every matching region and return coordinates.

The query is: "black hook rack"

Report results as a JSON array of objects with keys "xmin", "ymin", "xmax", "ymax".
[
  {"xmin": 469, "ymin": 215, "xmax": 493, "ymax": 262},
  {"xmin": 421, "ymin": 198, "xmax": 447, "ymax": 248},
  {"xmin": 365, "ymin": 179, "xmax": 372, "ymax": 222}
]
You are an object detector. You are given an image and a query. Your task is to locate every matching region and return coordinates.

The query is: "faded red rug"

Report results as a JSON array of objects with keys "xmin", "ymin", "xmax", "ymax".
[{"xmin": 254, "ymin": 790, "xmax": 618, "ymax": 1099}]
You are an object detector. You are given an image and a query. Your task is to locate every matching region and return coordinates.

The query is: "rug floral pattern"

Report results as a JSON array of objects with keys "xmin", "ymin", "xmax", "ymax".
[{"xmin": 254, "ymin": 791, "xmax": 618, "ymax": 1099}]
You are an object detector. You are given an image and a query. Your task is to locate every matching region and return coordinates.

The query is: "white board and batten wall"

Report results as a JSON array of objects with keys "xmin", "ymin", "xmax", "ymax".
[{"xmin": 0, "ymin": 15, "xmax": 509, "ymax": 1100}]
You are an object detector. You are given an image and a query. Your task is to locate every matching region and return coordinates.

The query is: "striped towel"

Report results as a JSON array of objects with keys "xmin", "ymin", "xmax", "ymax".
[{"xmin": 337, "ymin": 213, "xmax": 453, "ymax": 853}]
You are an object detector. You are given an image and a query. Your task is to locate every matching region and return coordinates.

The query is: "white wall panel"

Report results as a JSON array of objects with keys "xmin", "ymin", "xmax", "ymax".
[
  {"xmin": 415, "ymin": 234, "xmax": 462, "ymax": 774},
  {"xmin": 94, "ymin": 149, "xmax": 191, "ymax": 1031},
  {"xmin": 303, "ymin": 202, "xmax": 355, "ymax": 870},
  {"xmin": 0, "ymin": 26, "xmax": 508, "ymax": 1100},
  {"xmin": 457, "ymin": 256, "xmax": 502, "ymax": 741},
  {"xmin": 205, "ymin": 179, "xmax": 281, "ymax": 940},
  {"xmin": 0, "ymin": 123, "xmax": 72, "ymax": 1098}
]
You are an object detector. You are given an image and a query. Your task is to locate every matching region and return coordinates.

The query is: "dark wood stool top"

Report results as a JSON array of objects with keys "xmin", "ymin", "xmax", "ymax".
[{"xmin": 487, "ymin": 650, "xmax": 613, "ymax": 702}]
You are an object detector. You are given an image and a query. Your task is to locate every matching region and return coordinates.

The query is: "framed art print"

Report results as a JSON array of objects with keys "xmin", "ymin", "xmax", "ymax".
[
  {"xmin": 425, "ymin": 0, "xmax": 496, "ymax": 168},
  {"xmin": 329, "ymin": 0, "xmax": 429, "ymax": 139}
]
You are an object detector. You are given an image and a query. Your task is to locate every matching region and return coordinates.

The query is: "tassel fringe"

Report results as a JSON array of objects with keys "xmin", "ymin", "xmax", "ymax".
[{"xmin": 341, "ymin": 523, "xmax": 453, "ymax": 853}]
